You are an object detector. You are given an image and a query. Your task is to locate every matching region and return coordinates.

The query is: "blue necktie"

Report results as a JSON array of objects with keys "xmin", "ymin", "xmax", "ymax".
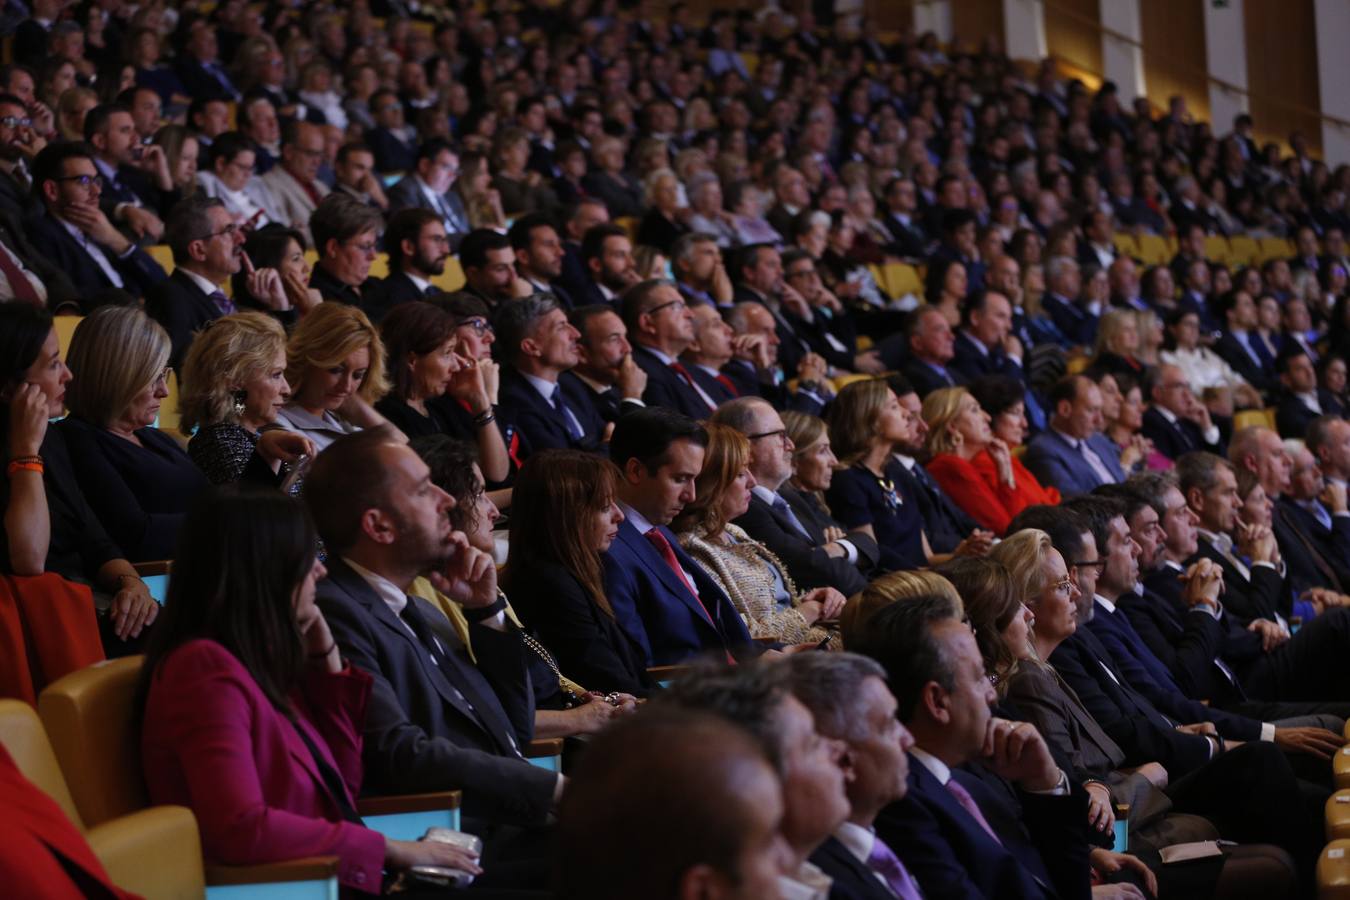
[
  {"xmin": 771, "ymin": 494, "xmax": 812, "ymax": 540},
  {"xmin": 551, "ymin": 385, "xmax": 583, "ymax": 440}
]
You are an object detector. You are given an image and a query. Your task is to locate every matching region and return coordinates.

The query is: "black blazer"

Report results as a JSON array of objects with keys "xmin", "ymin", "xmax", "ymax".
[
  {"xmin": 632, "ymin": 345, "xmax": 715, "ymax": 419},
  {"xmin": 900, "ymin": 357, "xmax": 966, "ymax": 399},
  {"xmin": 506, "ymin": 558, "xmax": 654, "ymax": 697},
  {"xmin": 25, "ymin": 211, "xmax": 167, "ymax": 303},
  {"xmin": 0, "ymin": 214, "xmax": 78, "ymax": 311},
  {"xmin": 368, "ymin": 272, "xmax": 434, "ymax": 323},
  {"xmin": 145, "ymin": 269, "xmax": 226, "ymax": 370},
  {"xmin": 733, "ymin": 488, "xmax": 874, "ymax": 596},
  {"xmin": 560, "ymin": 371, "xmax": 642, "ymax": 424},
  {"xmin": 1190, "ymin": 536, "xmax": 1289, "ymax": 625},
  {"xmin": 315, "ymin": 558, "xmax": 557, "ymax": 825},
  {"xmin": 1140, "ymin": 406, "xmax": 1221, "ymax": 462},
  {"xmin": 496, "ymin": 366, "xmax": 606, "ymax": 459},
  {"xmin": 1213, "ymin": 332, "xmax": 1276, "ymax": 396},
  {"xmin": 950, "ymin": 331, "xmax": 1023, "ymax": 384},
  {"xmin": 1275, "ymin": 388, "xmax": 1340, "ymax": 439},
  {"xmin": 173, "ymin": 58, "xmax": 240, "ymax": 100},
  {"xmin": 891, "ymin": 460, "xmax": 978, "ymax": 554},
  {"xmin": 879, "ymin": 212, "xmax": 929, "ymax": 259},
  {"xmin": 1273, "ymin": 496, "xmax": 1350, "ymax": 594},
  {"xmin": 685, "ymin": 362, "xmax": 739, "ymax": 406},
  {"xmin": 808, "ymin": 834, "xmax": 899, "ymax": 900}
]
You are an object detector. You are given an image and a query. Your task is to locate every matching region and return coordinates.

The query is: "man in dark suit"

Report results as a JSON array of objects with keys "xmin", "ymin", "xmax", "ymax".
[
  {"xmin": 622, "ymin": 279, "xmax": 718, "ymax": 419},
  {"xmin": 895, "ymin": 305, "xmax": 966, "ymax": 397},
  {"xmin": 304, "ymin": 427, "xmax": 559, "ymax": 827},
  {"xmin": 1143, "ymin": 365, "xmax": 1228, "ymax": 462},
  {"xmin": 603, "ymin": 408, "xmax": 759, "ymax": 665},
  {"xmin": 1040, "ymin": 255, "xmax": 1098, "ymax": 348},
  {"xmin": 848, "ymin": 596, "xmax": 1090, "ymax": 900},
  {"xmin": 495, "ymin": 292, "xmax": 604, "ymax": 459},
  {"xmin": 722, "ymin": 302, "xmax": 830, "ymax": 416},
  {"xmin": 26, "ymin": 142, "xmax": 167, "ymax": 304},
  {"xmin": 714, "ymin": 397, "xmax": 879, "ymax": 595},
  {"xmin": 174, "ymin": 20, "xmax": 241, "ymax": 101},
  {"xmin": 564, "ymin": 304, "xmax": 647, "ymax": 424},
  {"xmin": 950, "ymin": 289, "xmax": 1049, "ymax": 433},
  {"xmin": 1213, "ymin": 289, "xmax": 1277, "ymax": 397},
  {"xmin": 680, "ymin": 302, "xmax": 741, "ymax": 407},
  {"xmin": 385, "ymin": 139, "xmax": 469, "ymax": 244},
  {"xmin": 364, "ymin": 89, "xmax": 417, "ymax": 174},
  {"xmin": 878, "ymin": 175, "xmax": 929, "ymax": 259},
  {"xmin": 731, "ymin": 243, "xmax": 815, "ymax": 375},
  {"xmin": 84, "ymin": 103, "xmax": 166, "ymax": 240},
  {"xmin": 147, "ymin": 196, "xmax": 276, "ymax": 370},
  {"xmin": 788, "ymin": 652, "xmax": 929, "ymax": 900},
  {"xmin": 1274, "ymin": 347, "xmax": 1339, "ymax": 439},
  {"xmin": 508, "ymin": 213, "xmax": 576, "ymax": 310},
  {"xmin": 1276, "ymin": 442, "xmax": 1350, "ymax": 594},
  {"xmin": 373, "ymin": 208, "xmax": 448, "ymax": 322},
  {"xmin": 1024, "ymin": 375, "xmax": 1126, "ymax": 496}
]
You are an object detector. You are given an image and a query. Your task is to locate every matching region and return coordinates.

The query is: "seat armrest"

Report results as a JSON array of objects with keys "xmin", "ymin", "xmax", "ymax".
[
  {"xmin": 525, "ymin": 738, "xmax": 564, "ymax": 759},
  {"xmin": 86, "ymin": 805, "xmax": 205, "ymax": 898},
  {"xmin": 646, "ymin": 664, "xmax": 696, "ymax": 683},
  {"xmin": 131, "ymin": 560, "xmax": 172, "ymax": 577},
  {"xmin": 357, "ymin": 790, "xmax": 462, "ymax": 816},
  {"xmin": 206, "ymin": 857, "xmax": 341, "ymax": 885}
]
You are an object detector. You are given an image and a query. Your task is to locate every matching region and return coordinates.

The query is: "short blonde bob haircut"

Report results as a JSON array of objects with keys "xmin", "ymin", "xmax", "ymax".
[
  {"xmin": 178, "ymin": 312, "xmax": 287, "ymax": 432},
  {"xmin": 65, "ymin": 306, "xmax": 170, "ymax": 429},
  {"xmin": 827, "ymin": 377, "xmax": 892, "ymax": 464},
  {"xmin": 285, "ymin": 302, "xmax": 389, "ymax": 404},
  {"xmin": 921, "ymin": 386, "xmax": 970, "ymax": 458},
  {"xmin": 841, "ymin": 570, "xmax": 963, "ymax": 651},
  {"xmin": 989, "ymin": 528, "xmax": 1056, "ymax": 610}
]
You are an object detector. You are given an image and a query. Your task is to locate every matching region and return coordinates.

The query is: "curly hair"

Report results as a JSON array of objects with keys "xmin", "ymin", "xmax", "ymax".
[
  {"xmin": 179, "ymin": 312, "xmax": 287, "ymax": 432},
  {"xmin": 285, "ymin": 302, "xmax": 389, "ymax": 405}
]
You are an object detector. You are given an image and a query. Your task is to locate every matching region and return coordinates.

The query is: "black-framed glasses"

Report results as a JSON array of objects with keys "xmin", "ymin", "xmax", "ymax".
[
  {"xmin": 0, "ymin": 115, "xmax": 32, "ymax": 128},
  {"xmin": 56, "ymin": 173, "xmax": 104, "ymax": 189},
  {"xmin": 747, "ymin": 428, "xmax": 790, "ymax": 445},
  {"xmin": 1071, "ymin": 559, "xmax": 1106, "ymax": 571},
  {"xmin": 458, "ymin": 317, "xmax": 492, "ymax": 336},
  {"xmin": 785, "ymin": 267, "xmax": 817, "ymax": 279},
  {"xmin": 646, "ymin": 298, "xmax": 687, "ymax": 316},
  {"xmin": 197, "ymin": 223, "xmax": 240, "ymax": 241}
]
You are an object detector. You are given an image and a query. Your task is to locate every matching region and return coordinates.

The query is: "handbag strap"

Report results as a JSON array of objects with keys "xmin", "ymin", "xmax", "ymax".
[{"xmin": 291, "ymin": 717, "xmax": 364, "ymax": 826}]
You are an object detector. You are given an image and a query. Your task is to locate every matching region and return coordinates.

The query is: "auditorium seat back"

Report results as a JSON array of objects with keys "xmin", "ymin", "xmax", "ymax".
[{"xmin": 0, "ymin": 698, "xmax": 84, "ymax": 827}]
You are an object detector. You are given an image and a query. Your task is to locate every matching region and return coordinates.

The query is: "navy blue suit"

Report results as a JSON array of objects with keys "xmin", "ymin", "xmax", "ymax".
[
  {"xmin": 1140, "ymin": 406, "xmax": 1222, "ymax": 462},
  {"xmin": 601, "ymin": 518, "xmax": 755, "ymax": 666},
  {"xmin": 875, "ymin": 756, "xmax": 1087, "ymax": 900},
  {"xmin": 25, "ymin": 211, "xmax": 167, "ymax": 302},
  {"xmin": 495, "ymin": 366, "xmax": 605, "ymax": 459},
  {"xmin": 1275, "ymin": 496, "xmax": 1350, "ymax": 592},
  {"xmin": 632, "ymin": 345, "xmax": 715, "ymax": 419},
  {"xmin": 808, "ymin": 835, "xmax": 905, "ymax": 900},
  {"xmin": 1039, "ymin": 293, "xmax": 1098, "ymax": 347},
  {"xmin": 900, "ymin": 358, "xmax": 965, "ymax": 399},
  {"xmin": 949, "ymin": 331, "xmax": 1022, "ymax": 384},
  {"xmin": 1276, "ymin": 388, "xmax": 1341, "ymax": 439},
  {"xmin": 1023, "ymin": 430, "xmax": 1124, "ymax": 497},
  {"xmin": 684, "ymin": 362, "xmax": 738, "ymax": 407}
]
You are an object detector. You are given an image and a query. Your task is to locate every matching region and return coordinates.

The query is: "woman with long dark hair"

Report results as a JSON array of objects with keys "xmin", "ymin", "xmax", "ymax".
[
  {"xmin": 138, "ymin": 487, "xmax": 481, "ymax": 889},
  {"xmin": 503, "ymin": 450, "xmax": 654, "ymax": 696}
]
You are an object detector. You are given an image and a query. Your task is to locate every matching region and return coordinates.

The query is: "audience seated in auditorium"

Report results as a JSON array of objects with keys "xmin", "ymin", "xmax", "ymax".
[
  {"xmin": 306, "ymin": 192, "xmax": 383, "ymax": 309},
  {"xmin": 374, "ymin": 208, "xmax": 452, "ymax": 320},
  {"xmin": 231, "ymin": 225, "xmax": 322, "ymax": 320},
  {"xmin": 1024, "ymin": 375, "xmax": 1125, "ymax": 496}
]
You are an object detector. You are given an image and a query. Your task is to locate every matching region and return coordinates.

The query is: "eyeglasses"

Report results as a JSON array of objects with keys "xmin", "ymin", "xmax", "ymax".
[
  {"xmin": 197, "ymin": 223, "xmax": 240, "ymax": 241},
  {"xmin": 786, "ymin": 267, "xmax": 817, "ymax": 279},
  {"xmin": 747, "ymin": 428, "xmax": 790, "ymax": 445},
  {"xmin": 458, "ymin": 317, "xmax": 492, "ymax": 335},
  {"xmin": 151, "ymin": 366, "xmax": 172, "ymax": 389},
  {"xmin": 55, "ymin": 173, "xmax": 104, "ymax": 189},
  {"xmin": 0, "ymin": 115, "xmax": 32, "ymax": 128},
  {"xmin": 1051, "ymin": 575, "xmax": 1076, "ymax": 596},
  {"xmin": 344, "ymin": 239, "xmax": 379, "ymax": 254},
  {"xmin": 1070, "ymin": 559, "xmax": 1106, "ymax": 571},
  {"xmin": 646, "ymin": 298, "xmax": 687, "ymax": 316}
]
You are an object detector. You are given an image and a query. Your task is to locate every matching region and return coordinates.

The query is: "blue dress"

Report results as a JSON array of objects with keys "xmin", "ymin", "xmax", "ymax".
[{"xmin": 825, "ymin": 459, "xmax": 926, "ymax": 572}]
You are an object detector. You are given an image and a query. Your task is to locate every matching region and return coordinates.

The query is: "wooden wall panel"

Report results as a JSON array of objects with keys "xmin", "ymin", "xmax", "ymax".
[
  {"xmin": 1139, "ymin": 0, "xmax": 1209, "ymax": 123},
  {"xmin": 950, "ymin": 0, "xmax": 1005, "ymax": 52},
  {"xmin": 865, "ymin": 0, "xmax": 914, "ymax": 34},
  {"xmin": 1244, "ymin": 0, "xmax": 1321, "ymax": 155},
  {"xmin": 1044, "ymin": 0, "xmax": 1102, "ymax": 76}
]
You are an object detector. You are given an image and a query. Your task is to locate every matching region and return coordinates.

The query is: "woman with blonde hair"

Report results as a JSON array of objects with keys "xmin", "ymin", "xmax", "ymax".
[
  {"xmin": 179, "ymin": 312, "xmax": 314, "ymax": 486},
  {"xmin": 674, "ymin": 423, "xmax": 847, "ymax": 646},
  {"xmin": 839, "ymin": 569, "xmax": 961, "ymax": 650},
  {"xmin": 57, "ymin": 307, "xmax": 209, "ymax": 561},
  {"xmin": 1088, "ymin": 309, "xmax": 1145, "ymax": 379},
  {"xmin": 825, "ymin": 378, "xmax": 930, "ymax": 571},
  {"xmin": 923, "ymin": 385, "xmax": 1058, "ymax": 534},
  {"xmin": 505, "ymin": 449, "xmax": 655, "ymax": 696},
  {"xmin": 274, "ymin": 303, "xmax": 391, "ymax": 451}
]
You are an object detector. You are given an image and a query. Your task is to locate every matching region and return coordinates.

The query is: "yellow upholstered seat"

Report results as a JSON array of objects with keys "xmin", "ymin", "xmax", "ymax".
[
  {"xmin": 1334, "ymin": 745, "xmax": 1350, "ymax": 790},
  {"xmin": 1233, "ymin": 408, "xmax": 1277, "ymax": 431},
  {"xmin": 147, "ymin": 244, "xmax": 175, "ymax": 276},
  {"xmin": 1319, "ymin": 839, "xmax": 1350, "ymax": 898}
]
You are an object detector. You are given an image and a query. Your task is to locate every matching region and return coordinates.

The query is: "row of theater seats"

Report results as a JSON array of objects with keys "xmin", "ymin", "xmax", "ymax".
[
  {"xmin": 0, "ymin": 657, "xmax": 564, "ymax": 899},
  {"xmin": 1318, "ymin": 719, "xmax": 1350, "ymax": 895}
]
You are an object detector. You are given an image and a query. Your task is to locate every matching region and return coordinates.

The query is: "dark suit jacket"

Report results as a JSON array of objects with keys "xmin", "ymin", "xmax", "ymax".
[
  {"xmin": 366, "ymin": 127, "xmax": 417, "ymax": 174},
  {"xmin": 1275, "ymin": 388, "xmax": 1340, "ymax": 439},
  {"xmin": 892, "ymin": 459, "xmax": 978, "ymax": 555},
  {"xmin": 0, "ymin": 214, "xmax": 77, "ymax": 311},
  {"xmin": 601, "ymin": 518, "xmax": 755, "ymax": 666},
  {"xmin": 1190, "ymin": 536, "xmax": 1288, "ymax": 625},
  {"xmin": 507, "ymin": 558, "xmax": 654, "ymax": 697},
  {"xmin": 1213, "ymin": 332, "xmax": 1276, "ymax": 396},
  {"xmin": 732, "ymin": 286, "xmax": 812, "ymax": 374},
  {"xmin": 900, "ymin": 358, "xmax": 965, "ymax": 399},
  {"xmin": 733, "ymin": 488, "xmax": 875, "ymax": 596},
  {"xmin": 316, "ymin": 558, "xmax": 556, "ymax": 825},
  {"xmin": 632, "ymin": 345, "xmax": 715, "ymax": 419},
  {"xmin": 368, "ymin": 272, "xmax": 432, "ymax": 322},
  {"xmin": 685, "ymin": 361, "xmax": 739, "ymax": 406},
  {"xmin": 879, "ymin": 212, "xmax": 928, "ymax": 259},
  {"xmin": 949, "ymin": 331, "xmax": 1022, "ymax": 384},
  {"xmin": 717, "ymin": 360, "xmax": 825, "ymax": 416},
  {"xmin": 1039, "ymin": 293, "xmax": 1097, "ymax": 347},
  {"xmin": 876, "ymin": 756, "xmax": 1088, "ymax": 900},
  {"xmin": 145, "ymin": 269, "xmax": 226, "ymax": 370},
  {"xmin": 174, "ymin": 58, "xmax": 240, "ymax": 100},
  {"xmin": 496, "ymin": 366, "xmax": 606, "ymax": 458},
  {"xmin": 809, "ymin": 834, "xmax": 898, "ymax": 900},
  {"xmin": 1050, "ymin": 629, "xmax": 1213, "ymax": 777},
  {"xmin": 25, "ymin": 211, "xmax": 167, "ymax": 303},
  {"xmin": 559, "ymin": 371, "xmax": 641, "ymax": 424},
  {"xmin": 1274, "ymin": 496, "xmax": 1350, "ymax": 594},
  {"xmin": 1140, "ymin": 405, "xmax": 1221, "ymax": 461},
  {"xmin": 1023, "ymin": 430, "xmax": 1125, "ymax": 497}
]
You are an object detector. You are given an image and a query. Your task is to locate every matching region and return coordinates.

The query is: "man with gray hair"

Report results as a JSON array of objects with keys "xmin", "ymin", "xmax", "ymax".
[
  {"xmin": 784, "ymin": 651, "xmax": 926, "ymax": 900},
  {"xmin": 671, "ymin": 230, "xmax": 733, "ymax": 309},
  {"xmin": 623, "ymin": 277, "xmax": 718, "ymax": 418},
  {"xmin": 1039, "ymin": 255, "xmax": 1097, "ymax": 347},
  {"xmin": 146, "ymin": 194, "xmax": 286, "ymax": 369},
  {"xmin": 494, "ymin": 292, "xmax": 603, "ymax": 458},
  {"xmin": 259, "ymin": 119, "xmax": 331, "ymax": 245}
]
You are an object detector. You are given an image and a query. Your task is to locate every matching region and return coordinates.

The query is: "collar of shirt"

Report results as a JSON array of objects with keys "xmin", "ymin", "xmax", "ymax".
[
  {"xmin": 1196, "ymin": 527, "xmax": 1233, "ymax": 555},
  {"xmin": 778, "ymin": 862, "xmax": 832, "ymax": 900},
  {"xmin": 909, "ymin": 746, "xmax": 951, "ymax": 785},
  {"xmin": 405, "ymin": 271, "xmax": 432, "ymax": 293},
  {"xmin": 960, "ymin": 329, "xmax": 990, "ymax": 356},
  {"xmin": 520, "ymin": 370, "xmax": 561, "ymax": 402},
  {"xmin": 1156, "ymin": 405, "xmax": 1181, "ymax": 425},
  {"xmin": 750, "ymin": 484, "xmax": 784, "ymax": 508},
  {"xmin": 1052, "ymin": 427, "xmax": 1081, "ymax": 449},
  {"xmin": 1297, "ymin": 391, "xmax": 1321, "ymax": 411},
  {"xmin": 893, "ymin": 452, "xmax": 917, "ymax": 472},
  {"xmin": 179, "ymin": 267, "xmax": 223, "ymax": 297},
  {"xmin": 598, "ymin": 282, "xmax": 618, "ymax": 302},
  {"xmin": 833, "ymin": 821, "xmax": 878, "ymax": 870},
  {"xmin": 343, "ymin": 556, "xmax": 410, "ymax": 618},
  {"xmin": 642, "ymin": 344, "xmax": 674, "ymax": 365},
  {"xmin": 692, "ymin": 362, "xmax": 723, "ymax": 379},
  {"xmin": 416, "ymin": 176, "xmax": 444, "ymax": 208},
  {"xmin": 92, "ymin": 156, "xmax": 118, "ymax": 184},
  {"xmin": 618, "ymin": 501, "xmax": 656, "ymax": 536},
  {"xmin": 1094, "ymin": 593, "xmax": 1118, "ymax": 615},
  {"xmin": 571, "ymin": 369, "xmax": 614, "ymax": 395}
]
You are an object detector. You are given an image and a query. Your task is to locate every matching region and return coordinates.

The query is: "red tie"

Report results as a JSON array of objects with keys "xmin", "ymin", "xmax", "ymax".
[
  {"xmin": 0, "ymin": 243, "xmax": 41, "ymax": 306},
  {"xmin": 668, "ymin": 361, "xmax": 716, "ymax": 413},
  {"xmin": 643, "ymin": 528, "xmax": 735, "ymax": 664},
  {"xmin": 714, "ymin": 372, "xmax": 740, "ymax": 397}
]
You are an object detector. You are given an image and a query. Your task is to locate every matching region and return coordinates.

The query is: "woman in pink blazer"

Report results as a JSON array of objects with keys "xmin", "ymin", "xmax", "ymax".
[{"xmin": 138, "ymin": 487, "xmax": 480, "ymax": 894}]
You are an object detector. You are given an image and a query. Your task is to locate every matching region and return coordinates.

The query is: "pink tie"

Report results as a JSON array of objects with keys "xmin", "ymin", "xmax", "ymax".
[
  {"xmin": 944, "ymin": 777, "xmax": 1002, "ymax": 845},
  {"xmin": 866, "ymin": 835, "xmax": 923, "ymax": 899}
]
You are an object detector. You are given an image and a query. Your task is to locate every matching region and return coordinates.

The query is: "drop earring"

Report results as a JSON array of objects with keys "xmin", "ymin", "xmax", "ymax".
[{"xmin": 233, "ymin": 390, "xmax": 247, "ymax": 416}]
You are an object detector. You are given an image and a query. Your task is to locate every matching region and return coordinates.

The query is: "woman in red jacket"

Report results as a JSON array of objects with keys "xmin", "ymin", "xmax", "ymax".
[
  {"xmin": 138, "ymin": 487, "xmax": 480, "ymax": 894},
  {"xmin": 922, "ymin": 384, "xmax": 1059, "ymax": 535}
]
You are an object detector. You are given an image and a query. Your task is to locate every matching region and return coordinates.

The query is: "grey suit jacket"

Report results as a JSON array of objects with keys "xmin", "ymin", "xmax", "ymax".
[
  {"xmin": 316, "ymin": 557, "xmax": 556, "ymax": 826},
  {"xmin": 259, "ymin": 165, "xmax": 330, "ymax": 247},
  {"xmin": 386, "ymin": 175, "xmax": 470, "ymax": 248}
]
